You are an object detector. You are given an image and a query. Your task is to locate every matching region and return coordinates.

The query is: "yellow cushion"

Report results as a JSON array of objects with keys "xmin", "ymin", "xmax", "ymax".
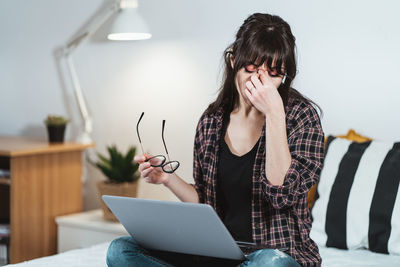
[
  {"xmin": 308, "ymin": 129, "xmax": 372, "ymax": 210},
  {"xmin": 337, "ymin": 129, "xmax": 372, "ymax": 143}
]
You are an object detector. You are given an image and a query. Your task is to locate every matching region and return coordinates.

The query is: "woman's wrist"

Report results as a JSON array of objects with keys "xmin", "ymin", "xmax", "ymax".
[
  {"xmin": 163, "ymin": 173, "xmax": 174, "ymax": 188},
  {"xmin": 265, "ymin": 109, "xmax": 286, "ymax": 126}
]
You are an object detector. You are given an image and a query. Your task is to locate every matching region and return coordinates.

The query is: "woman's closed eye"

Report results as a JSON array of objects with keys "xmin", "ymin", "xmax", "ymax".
[
  {"xmin": 244, "ymin": 65, "xmax": 281, "ymax": 77},
  {"xmin": 244, "ymin": 64, "xmax": 258, "ymax": 73},
  {"xmin": 267, "ymin": 68, "xmax": 280, "ymax": 77}
]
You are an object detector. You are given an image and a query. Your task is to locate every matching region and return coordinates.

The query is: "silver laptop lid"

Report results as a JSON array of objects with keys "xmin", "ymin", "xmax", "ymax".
[{"xmin": 102, "ymin": 195, "xmax": 245, "ymax": 260}]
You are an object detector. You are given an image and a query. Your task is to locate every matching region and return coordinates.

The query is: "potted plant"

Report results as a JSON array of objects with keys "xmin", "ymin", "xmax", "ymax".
[
  {"xmin": 93, "ymin": 144, "xmax": 140, "ymax": 221},
  {"xmin": 44, "ymin": 115, "xmax": 69, "ymax": 143}
]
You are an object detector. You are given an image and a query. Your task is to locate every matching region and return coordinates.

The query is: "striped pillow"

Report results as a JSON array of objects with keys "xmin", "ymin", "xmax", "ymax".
[{"xmin": 310, "ymin": 136, "xmax": 400, "ymax": 255}]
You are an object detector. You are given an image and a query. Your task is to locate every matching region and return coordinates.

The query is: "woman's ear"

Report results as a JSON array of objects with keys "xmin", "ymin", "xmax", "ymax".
[{"xmin": 230, "ymin": 54, "xmax": 235, "ymax": 69}]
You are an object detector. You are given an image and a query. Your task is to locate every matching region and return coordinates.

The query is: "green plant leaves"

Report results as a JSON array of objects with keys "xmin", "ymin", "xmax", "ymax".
[
  {"xmin": 92, "ymin": 144, "xmax": 140, "ymax": 183},
  {"xmin": 44, "ymin": 114, "xmax": 69, "ymax": 125}
]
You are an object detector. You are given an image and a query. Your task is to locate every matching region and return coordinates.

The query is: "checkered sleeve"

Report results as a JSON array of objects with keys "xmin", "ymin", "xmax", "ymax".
[
  {"xmin": 191, "ymin": 115, "xmax": 206, "ymax": 203},
  {"xmin": 261, "ymin": 102, "xmax": 325, "ymax": 210}
]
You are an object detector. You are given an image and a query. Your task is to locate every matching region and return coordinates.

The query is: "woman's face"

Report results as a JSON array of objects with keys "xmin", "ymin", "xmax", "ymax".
[{"xmin": 231, "ymin": 57, "xmax": 285, "ymax": 107}]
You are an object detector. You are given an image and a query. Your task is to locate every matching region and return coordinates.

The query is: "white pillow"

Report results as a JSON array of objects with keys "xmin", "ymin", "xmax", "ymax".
[{"xmin": 310, "ymin": 136, "xmax": 400, "ymax": 255}]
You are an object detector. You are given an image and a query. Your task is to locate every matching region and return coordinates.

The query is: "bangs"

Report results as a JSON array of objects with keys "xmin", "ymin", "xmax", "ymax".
[
  {"xmin": 233, "ymin": 31, "xmax": 289, "ymax": 75},
  {"xmin": 206, "ymin": 13, "xmax": 311, "ymax": 116}
]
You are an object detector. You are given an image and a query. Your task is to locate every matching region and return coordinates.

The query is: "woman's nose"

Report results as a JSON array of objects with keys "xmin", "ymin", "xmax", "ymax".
[{"xmin": 257, "ymin": 66, "xmax": 268, "ymax": 72}]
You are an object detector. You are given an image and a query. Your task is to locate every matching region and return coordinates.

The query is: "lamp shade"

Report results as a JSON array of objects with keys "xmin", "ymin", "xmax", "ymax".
[{"xmin": 107, "ymin": 8, "xmax": 151, "ymax": 41}]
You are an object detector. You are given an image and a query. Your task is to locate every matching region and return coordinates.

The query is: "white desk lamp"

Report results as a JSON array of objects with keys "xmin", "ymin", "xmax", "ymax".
[{"xmin": 63, "ymin": 0, "xmax": 151, "ymax": 144}]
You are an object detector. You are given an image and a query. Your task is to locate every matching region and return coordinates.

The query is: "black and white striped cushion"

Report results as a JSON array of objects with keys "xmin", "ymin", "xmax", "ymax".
[{"xmin": 310, "ymin": 136, "xmax": 400, "ymax": 255}]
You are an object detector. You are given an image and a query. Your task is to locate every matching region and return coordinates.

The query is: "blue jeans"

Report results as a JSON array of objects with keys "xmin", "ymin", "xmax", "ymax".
[{"xmin": 106, "ymin": 236, "xmax": 300, "ymax": 267}]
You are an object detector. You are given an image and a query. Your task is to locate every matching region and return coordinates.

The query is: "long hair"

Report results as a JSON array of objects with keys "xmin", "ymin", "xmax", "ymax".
[{"xmin": 206, "ymin": 13, "xmax": 322, "ymax": 115}]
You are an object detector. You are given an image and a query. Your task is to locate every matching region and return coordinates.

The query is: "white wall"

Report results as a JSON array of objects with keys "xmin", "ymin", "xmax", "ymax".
[{"xmin": 1, "ymin": 0, "xmax": 399, "ymax": 210}]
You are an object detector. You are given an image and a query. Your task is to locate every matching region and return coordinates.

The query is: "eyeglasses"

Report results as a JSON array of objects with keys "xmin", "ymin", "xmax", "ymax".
[
  {"xmin": 136, "ymin": 112, "xmax": 180, "ymax": 174},
  {"xmin": 244, "ymin": 64, "xmax": 287, "ymax": 78}
]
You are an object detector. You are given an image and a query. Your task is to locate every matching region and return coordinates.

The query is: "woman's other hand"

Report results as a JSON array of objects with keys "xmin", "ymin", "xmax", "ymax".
[{"xmin": 134, "ymin": 155, "xmax": 170, "ymax": 185}]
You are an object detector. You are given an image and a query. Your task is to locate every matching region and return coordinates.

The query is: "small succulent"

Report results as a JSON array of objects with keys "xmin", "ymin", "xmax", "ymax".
[
  {"xmin": 93, "ymin": 145, "xmax": 140, "ymax": 183},
  {"xmin": 44, "ymin": 115, "xmax": 69, "ymax": 126}
]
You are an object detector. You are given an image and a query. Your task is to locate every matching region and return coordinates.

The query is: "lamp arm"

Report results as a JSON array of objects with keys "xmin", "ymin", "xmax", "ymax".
[
  {"xmin": 62, "ymin": 1, "xmax": 121, "ymax": 144},
  {"xmin": 65, "ymin": 56, "xmax": 92, "ymax": 133},
  {"xmin": 64, "ymin": 1, "xmax": 120, "ymax": 54}
]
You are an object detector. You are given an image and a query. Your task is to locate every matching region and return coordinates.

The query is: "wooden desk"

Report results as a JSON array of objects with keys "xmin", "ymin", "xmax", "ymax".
[{"xmin": 0, "ymin": 136, "xmax": 94, "ymax": 264}]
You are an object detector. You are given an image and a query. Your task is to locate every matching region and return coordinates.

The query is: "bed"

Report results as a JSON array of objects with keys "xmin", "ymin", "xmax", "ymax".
[
  {"xmin": 5, "ymin": 241, "xmax": 400, "ymax": 266},
  {"xmin": 5, "ymin": 130, "xmax": 400, "ymax": 266}
]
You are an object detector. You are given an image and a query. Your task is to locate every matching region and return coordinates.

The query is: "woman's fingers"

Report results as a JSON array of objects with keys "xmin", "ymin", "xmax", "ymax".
[
  {"xmin": 134, "ymin": 155, "xmax": 147, "ymax": 163},
  {"xmin": 141, "ymin": 166, "xmax": 154, "ymax": 178},
  {"xmin": 245, "ymin": 81, "xmax": 255, "ymax": 93},
  {"xmin": 136, "ymin": 154, "xmax": 169, "ymax": 185},
  {"xmin": 250, "ymin": 74, "xmax": 263, "ymax": 88},
  {"xmin": 138, "ymin": 162, "xmax": 151, "ymax": 172}
]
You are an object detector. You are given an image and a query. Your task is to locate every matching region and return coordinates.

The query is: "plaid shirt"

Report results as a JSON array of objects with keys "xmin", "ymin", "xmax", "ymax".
[{"xmin": 192, "ymin": 97, "xmax": 324, "ymax": 266}]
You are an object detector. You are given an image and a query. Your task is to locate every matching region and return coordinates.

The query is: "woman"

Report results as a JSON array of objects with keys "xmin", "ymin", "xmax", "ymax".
[{"xmin": 107, "ymin": 13, "xmax": 324, "ymax": 267}]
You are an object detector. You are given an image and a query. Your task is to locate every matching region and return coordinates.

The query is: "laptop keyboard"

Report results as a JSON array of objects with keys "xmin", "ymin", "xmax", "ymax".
[{"xmin": 238, "ymin": 245, "xmax": 258, "ymax": 256}]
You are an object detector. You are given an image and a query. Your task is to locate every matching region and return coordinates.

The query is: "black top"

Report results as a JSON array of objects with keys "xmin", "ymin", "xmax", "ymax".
[{"xmin": 217, "ymin": 114, "xmax": 259, "ymax": 242}]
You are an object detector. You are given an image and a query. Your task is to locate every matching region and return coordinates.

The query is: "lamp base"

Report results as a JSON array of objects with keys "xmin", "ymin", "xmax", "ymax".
[{"xmin": 77, "ymin": 131, "xmax": 93, "ymax": 144}]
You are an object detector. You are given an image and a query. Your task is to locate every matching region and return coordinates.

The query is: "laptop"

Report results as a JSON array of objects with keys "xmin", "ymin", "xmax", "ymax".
[{"xmin": 102, "ymin": 195, "xmax": 264, "ymax": 260}]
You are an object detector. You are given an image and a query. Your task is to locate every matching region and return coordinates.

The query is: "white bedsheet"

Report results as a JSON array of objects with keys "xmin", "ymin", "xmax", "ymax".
[
  {"xmin": 6, "ymin": 242, "xmax": 109, "ymax": 267},
  {"xmin": 5, "ymin": 242, "xmax": 400, "ymax": 266},
  {"xmin": 319, "ymin": 246, "xmax": 400, "ymax": 266}
]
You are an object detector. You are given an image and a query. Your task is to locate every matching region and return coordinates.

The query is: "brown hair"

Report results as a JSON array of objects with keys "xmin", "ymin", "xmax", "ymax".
[{"xmin": 206, "ymin": 13, "xmax": 322, "ymax": 115}]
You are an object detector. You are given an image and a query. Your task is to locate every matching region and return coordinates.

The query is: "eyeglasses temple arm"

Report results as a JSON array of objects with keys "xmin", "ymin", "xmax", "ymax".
[
  {"xmin": 161, "ymin": 120, "xmax": 172, "ymax": 163},
  {"xmin": 136, "ymin": 112, "xmax": 145, "ymax": 155}
]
